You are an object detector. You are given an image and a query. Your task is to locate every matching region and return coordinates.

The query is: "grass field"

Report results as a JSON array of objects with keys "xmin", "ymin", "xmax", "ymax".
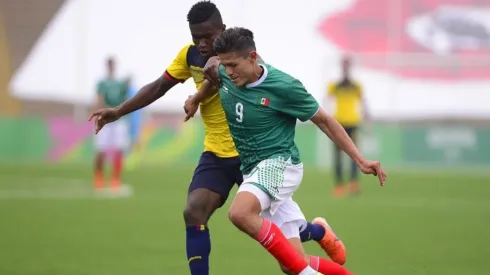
[{"xmin": 0, "ymin": 163, "xmax": 489, "ymax": 275}]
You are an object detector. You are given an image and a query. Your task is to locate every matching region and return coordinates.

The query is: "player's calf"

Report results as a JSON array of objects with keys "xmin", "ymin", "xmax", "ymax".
[
  {"xmin": 94, "ymin": 152, "xmax": 105, "ymax": 189},
  {"xmin": 111, "ymin": 150, "xmax": 124, "ymax": 190},
  {"xmin": 184, "ymin": 188, "xmax": 223, "ymax": 275},
  {"xmin": 279, "ymin": 236, "xmax": 310, "ymax": 275},
  {"xmin": 229, "ymin": 187, "xmax": 317, "ymax": 275},
  {"xmin": 281, "ymin": 235, "xmax": 354, "ymax": 275}
]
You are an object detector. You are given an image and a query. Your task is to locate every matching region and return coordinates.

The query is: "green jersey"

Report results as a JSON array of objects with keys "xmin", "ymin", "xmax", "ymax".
[
  {"xmin": 218, "ymin": 63, "xmax": 320, "ymax": 174},
  {"xmin": 97, "ymin": 78, "xmax": 128, "ymax": 107}
]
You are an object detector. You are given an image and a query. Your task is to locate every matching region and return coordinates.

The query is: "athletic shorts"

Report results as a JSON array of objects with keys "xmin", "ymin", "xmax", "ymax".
[
  {"xmin": 95, "ymin": 120, "xmax": 130, "ymax": 151},
  {"xmin": 188, "ymin": 151, "xmax": 242, "ymax": 207},
  {"xmin": 237, "ymin": 157, "xmax": 307, "ymax": 239}
]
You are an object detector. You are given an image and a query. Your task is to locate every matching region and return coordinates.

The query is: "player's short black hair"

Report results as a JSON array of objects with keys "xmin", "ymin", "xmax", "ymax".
[
  {"xmin": 213, "ymin": 27, "xmax": 256, "ymax": 56},
  {"xmin": 187, "ymin": 1, "xmax": 222, "ymax": 26}
]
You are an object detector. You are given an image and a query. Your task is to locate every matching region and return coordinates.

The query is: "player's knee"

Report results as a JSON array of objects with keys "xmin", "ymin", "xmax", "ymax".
[
  {"xmin": 227, "ymin": 207, "xmax": 250, "ymax": 229},
  {"xmin": 183, "ymin": 206, "xmax": 206, "ymax": 225},
  {"xmin": 183, "ymin": 202, "xmax": 209, "ymax": 225},
  {"xmin": 228, "ymin": 191, "xmax": 263, "ymax": 232},
  {"xmin": 183, "ymin": 190, "xmax": 221, "ymax": 225}
]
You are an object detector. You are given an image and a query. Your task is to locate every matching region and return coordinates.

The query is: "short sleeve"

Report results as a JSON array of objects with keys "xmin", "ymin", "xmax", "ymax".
[
  {"xmin": 277, "ymin": 79, "xmax": 320, "ymax": 122},
  {"xmin": 164, "ymin": 44, "xmax": 192, "ymax": 83}
]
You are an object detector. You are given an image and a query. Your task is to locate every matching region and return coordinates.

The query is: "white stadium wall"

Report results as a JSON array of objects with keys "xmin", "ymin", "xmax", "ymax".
[{"xmin": 9, "ymin": 0, "xmax": 490, "ymax": 118}]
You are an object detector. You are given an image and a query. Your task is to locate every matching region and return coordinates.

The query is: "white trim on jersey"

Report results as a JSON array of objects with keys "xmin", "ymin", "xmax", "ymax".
[{"xmin": 246, "ymin": 64, "xmax": 269, "ymax": 88}]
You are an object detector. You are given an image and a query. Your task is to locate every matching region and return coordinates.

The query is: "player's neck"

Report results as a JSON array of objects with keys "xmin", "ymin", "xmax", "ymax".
[
  {"xmin": 247, "ymin": 64, "xmax": 264, "ymax": 85},
  {"xmin": 341, "ymin": 77, "xmax": 351, "ymax": 84}
]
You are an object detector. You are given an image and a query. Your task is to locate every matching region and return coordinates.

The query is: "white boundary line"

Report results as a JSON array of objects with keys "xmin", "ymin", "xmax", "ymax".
[{"xmin": 0, "ymin": 176, "xmax": 133, "ymax": 200}]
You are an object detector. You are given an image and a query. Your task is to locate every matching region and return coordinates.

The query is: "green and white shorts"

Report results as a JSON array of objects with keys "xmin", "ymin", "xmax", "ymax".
[{"xmin": 237, "ymin": 157, "xmax": 307, "ymax": 239}]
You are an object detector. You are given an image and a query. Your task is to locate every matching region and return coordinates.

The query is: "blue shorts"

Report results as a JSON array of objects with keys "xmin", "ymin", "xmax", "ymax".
[{"xmin": 188, "ymin": 151, "xmax": 243, "ymax": 207}]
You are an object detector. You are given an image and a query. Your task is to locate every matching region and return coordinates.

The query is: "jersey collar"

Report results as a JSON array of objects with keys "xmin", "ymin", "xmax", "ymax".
[{"xmin": 246, "ymin": 65, "xmax": 268, "ymax": 88}]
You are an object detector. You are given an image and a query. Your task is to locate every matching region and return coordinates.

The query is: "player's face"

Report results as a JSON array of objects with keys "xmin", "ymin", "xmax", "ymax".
[
  {"xmin": 189, "ymin": 22, "xmax": 224, "ymax": 59},
  {"xmin": 218, "ymin": 51, "xmax": 257, "ymax": 86}
]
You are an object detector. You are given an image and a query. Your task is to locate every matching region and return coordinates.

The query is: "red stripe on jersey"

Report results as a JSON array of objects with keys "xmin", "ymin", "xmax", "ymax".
[{"xmin": 164, "ymin": 71, "xmax": 185, "ymax": 83}]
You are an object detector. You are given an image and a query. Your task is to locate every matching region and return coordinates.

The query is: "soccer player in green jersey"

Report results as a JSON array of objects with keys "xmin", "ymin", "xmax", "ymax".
[
  {"xmin": 93, "ymin": 57, "xmax": 129, "ymax": 190},
  {"xmin": 185, "ymin": 27, "xmax": 386, "ymax": 275}
]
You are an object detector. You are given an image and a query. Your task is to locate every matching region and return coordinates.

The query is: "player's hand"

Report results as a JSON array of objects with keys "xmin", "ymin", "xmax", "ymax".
[
  {"xmin": 183, "ymin": 95, "xmax": 199, "ymax": 122},
  {"xmin": 356, "ymin": 158, "xmax": 387, "ymax": 186},
  {"xmin": 88, "ymin": 107, "xmax": 121, "ymax": 134},
  {"xmin": 203, "ymin": 56, "xmax": 221, "ymax": 87}
]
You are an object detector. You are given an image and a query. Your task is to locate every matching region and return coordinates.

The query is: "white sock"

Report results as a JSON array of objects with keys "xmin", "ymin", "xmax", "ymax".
[{"xmin": 298, "ymin": 266, "xmax": 318, "ymax": 275}]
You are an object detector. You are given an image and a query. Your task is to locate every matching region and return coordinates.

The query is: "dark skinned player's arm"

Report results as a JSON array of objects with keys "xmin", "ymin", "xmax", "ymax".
[
  {"xmin": 193, "ymin": 80, "xmax": 217, "ymax": 104},
  {"xmin": 192, "ymin": 54, "xmax": 265, "ymax": 104},
  {"xmin": 115, "ymin": 76, "xmax": 177, "ymax": 117}
]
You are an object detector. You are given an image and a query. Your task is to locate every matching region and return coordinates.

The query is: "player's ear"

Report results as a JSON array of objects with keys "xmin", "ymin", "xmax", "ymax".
[
  {"xmin": 222, "ymin": 24, "xmax": 226, "ymax": 31},
  {"xmin": 249, "ymin": 51, "xmax": 258, "ymax": 63}
]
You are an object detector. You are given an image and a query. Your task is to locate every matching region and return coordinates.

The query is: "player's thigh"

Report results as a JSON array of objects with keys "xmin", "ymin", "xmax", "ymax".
[
  {"xmin": 245, "ymin": 158, "xmax": 304, "ymax": 200},
  {"xmin": 235, "ymin": 182, "xmax": 273, "ymax": 215},
  {"xmin": 243, "ymin": 159, "xmax": 307, "ymax": 228},
  {"xmin": 113, "ymin": 120, "xmax": 130, "ymax": 150},
  {"xmin": 94, "ymin": 123, "xmax": 116, "ymax": 151},
  {"xmin": 187, "ymin": 152, "xmax": 241, "ymax": 214}
]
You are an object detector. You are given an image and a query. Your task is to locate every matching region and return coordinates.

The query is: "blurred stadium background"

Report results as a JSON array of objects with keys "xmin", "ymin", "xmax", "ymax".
[{"xmin": 0, "ymin": 0, "xmax": 489, "ymax": 274}]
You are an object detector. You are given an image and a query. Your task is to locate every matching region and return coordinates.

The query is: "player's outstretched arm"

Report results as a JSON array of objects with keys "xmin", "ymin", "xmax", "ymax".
[
  {"xmin": 116, "ymin": 76, "xmax": 177, "ymax": 117},
  {"xmin": 183, "ymin": 80, "xmax": 217, "ymax": 121},
  {"xmin": 311, "ymin": 108, "xmax": 363, "ymax": 163},
  {"xmin": 202, "ymin": 56, "xmax": 221, "ymax": 86},
  {"xmin": 89, "ymin": 76, "xmax": 177, "ymax": 134},
  {"xmin": 310, "ymin": 108, "xmax": 387, "ymax": 185},
  {"xmin": 194, "ymin": 80, "xmax": 217, "ymax": 102}
]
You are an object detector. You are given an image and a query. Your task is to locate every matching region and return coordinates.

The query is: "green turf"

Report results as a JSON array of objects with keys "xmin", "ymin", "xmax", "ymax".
[{"xmin": 0, "ymin": 163, "xmax": 489, "ymax": 275}]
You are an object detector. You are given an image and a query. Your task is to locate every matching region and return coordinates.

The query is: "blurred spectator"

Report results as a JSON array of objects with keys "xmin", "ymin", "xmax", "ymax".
[
  {"xmin": 325, "ymin": 55, "xmax": 369, "ymax": 197},
  {"xmin": 93, "ymin": 57, "xmax": 129, "ymax": 191}
]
